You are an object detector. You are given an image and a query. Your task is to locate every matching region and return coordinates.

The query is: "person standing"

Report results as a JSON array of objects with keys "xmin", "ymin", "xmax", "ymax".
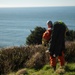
[
  {"xmin": 49, "ymin": 21, "xmax": 69, "ymax": 73},
  {"xmin": 42, "ymin": 20, "xmax": 53, "ymax": 46}
]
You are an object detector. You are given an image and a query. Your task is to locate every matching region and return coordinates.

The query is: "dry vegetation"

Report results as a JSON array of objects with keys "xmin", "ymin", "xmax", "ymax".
[{"xmin": 0, "ymin": 41, "xmax": 75, "ymax": 74}]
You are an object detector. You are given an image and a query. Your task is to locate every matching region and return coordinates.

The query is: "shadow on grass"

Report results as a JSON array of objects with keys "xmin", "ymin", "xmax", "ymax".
[{"xmin": 65, "ymin": 66, "xmax": 75, "ymax": 72}]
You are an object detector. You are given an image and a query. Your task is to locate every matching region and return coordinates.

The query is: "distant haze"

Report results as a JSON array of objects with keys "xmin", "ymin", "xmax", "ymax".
[{"xmin": 0, "ymin": 0, "xmax": 75, "ymax": 8}]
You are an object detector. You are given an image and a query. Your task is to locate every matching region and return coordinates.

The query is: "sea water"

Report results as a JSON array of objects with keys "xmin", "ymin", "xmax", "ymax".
[{"xmin": 0, "ymin": 6, "xmax": 75, "ymax": 47}]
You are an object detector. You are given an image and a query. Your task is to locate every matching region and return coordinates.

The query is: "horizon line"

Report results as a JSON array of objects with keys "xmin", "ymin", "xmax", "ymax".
[{"xmin": 0, "ymin": 6, "xmax": 75, "ymax": 8}]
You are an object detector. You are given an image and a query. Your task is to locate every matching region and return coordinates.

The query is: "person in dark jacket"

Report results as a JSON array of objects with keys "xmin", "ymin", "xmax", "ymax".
[{"xmin": 49, "ymin": 21, "xmax": 69, "ymax": 72}]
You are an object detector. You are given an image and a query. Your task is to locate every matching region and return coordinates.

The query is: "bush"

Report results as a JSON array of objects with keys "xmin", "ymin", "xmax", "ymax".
[
  {"xmin": 66, "ymin": 30, "xmax": 75, "ymax": 41},
  {"xmin": 0, "ymin": 45, "xmax": 48, "ymax": 74},
  {"xmin": 65, "ymin": 41, "xmax": 75, "ymax": 62},
  {"xmin": 26, "ymin": 26, "xmax": 75, "ymax": 45},
  {"xmin": 26, "ymin": 26, "xmax": 46, "ymax": 45},
  {"xmin": 0, "ymin": 46, "xmax": 30, "ymax": 74},
  {"xmin": 0, "ymin": 42, "xmax": 75, "ymax": 74}
]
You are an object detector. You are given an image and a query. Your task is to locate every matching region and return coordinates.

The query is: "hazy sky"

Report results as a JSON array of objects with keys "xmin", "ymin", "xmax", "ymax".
[{"xmin": 0, "ymin": 0, "xmax": 75, "ymax": 7}]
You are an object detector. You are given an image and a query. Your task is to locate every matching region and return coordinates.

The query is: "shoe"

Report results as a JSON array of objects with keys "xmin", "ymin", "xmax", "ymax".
[{"xmin": 55, "ymin": 66, "xmax": 65, "ymax": 74}]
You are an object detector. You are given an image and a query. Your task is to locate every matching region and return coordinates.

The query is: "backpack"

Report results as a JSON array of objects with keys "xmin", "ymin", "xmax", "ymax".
[
  {"xmin": 49, "ymin": 21, "xmax": 66, "ymax": 56},
  {"xmin": 42, "ymin": 28, "xmax": 52, "ymax": 46}
]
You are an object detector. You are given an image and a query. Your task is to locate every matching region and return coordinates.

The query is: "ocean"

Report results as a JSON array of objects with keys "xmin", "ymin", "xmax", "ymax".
[{"xmin": 0, "ymin": 6, "xmax": 75, "ymax": 47}]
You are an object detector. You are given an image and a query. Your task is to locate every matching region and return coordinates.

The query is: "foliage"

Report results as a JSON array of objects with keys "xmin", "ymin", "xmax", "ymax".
[
  {"xmin": 0, "ymin": 41, "xmax": 75, "ymax": 74},
  {"xmin": 66, "ymin": 30, "xmax": 75, "ymax": 41},
  {"xmin": 65, "ymin": 41, "xmax": 75, "ymax": 62},
  {"xmin": 0, "ymin": 45, "xmax": 48, "ymax": 74},
  {"xmin": 8, "ymin": 63, "xmax": 75, "ymax": 75},
  {"xmin": 26, "ymin": 26, "xmax": 46, "ymax": 45},
  {"xmin": 26, "ymin": 26, "xmax": 75, "ymax": 45}
]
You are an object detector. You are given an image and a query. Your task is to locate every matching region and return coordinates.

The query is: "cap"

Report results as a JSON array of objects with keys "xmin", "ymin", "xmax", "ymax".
[
  {"xmin": 46, "ymin": 20, "xmax": 53, "ymax": 28},
  {"xmin": 46, "ymin": 20, "xmax": 52, "ymax": 25}
]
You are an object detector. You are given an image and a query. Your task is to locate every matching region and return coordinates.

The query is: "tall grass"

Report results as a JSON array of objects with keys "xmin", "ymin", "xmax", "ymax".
[
  {"xmin": 0, "ymin": 45, "xmax": 48, "ymax": 74},
  {"xmin": 65, "ymin": 41, "xmax": 75, "ymax": 62},
  {"xmin": 0, "ymin": 41, "xmax": 75, "ymax": 74}
]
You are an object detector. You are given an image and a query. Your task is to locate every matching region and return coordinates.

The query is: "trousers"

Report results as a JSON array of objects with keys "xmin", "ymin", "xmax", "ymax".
[{"xmin": 50, "ymin": 52, "xmax": 65, "ymax": 67}]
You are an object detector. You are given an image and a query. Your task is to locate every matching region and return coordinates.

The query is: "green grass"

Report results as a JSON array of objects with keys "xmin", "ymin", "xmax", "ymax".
[
  {"xmin": 8, "ymin": 62, "xmax": 75, "ymax": 75},
  {"xmin": 1, "ymin": 42, "xmax": 75, "ymax": 74}
]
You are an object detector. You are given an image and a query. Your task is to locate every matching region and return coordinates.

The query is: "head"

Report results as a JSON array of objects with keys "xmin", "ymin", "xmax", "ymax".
[{"xmin": 46, "ymin": 20, "xmax": 53, "ymax": 28}]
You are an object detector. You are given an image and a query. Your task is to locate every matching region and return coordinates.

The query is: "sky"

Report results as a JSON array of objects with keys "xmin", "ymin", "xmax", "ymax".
[{"xmin": 0, "ymin": 0, "xmax": 75, "ymax": 8}]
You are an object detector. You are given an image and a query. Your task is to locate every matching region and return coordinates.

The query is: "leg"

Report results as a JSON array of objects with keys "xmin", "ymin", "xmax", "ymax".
[
  {"xmin": 58, "ymin": 52, "xmax": 65, "ymax": 67},
  {"xmin": 50, "ymin": 56, "xmax": 56, "ymax": 71},
  {"xmin": 55, "ymin": 52, "xmax": 65, "ymax": 74}
]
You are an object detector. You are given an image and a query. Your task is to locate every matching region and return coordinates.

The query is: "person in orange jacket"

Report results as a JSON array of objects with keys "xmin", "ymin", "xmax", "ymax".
[{"xmin": 42, "ymin": 20, "xmax": 53, "ymax": 46}]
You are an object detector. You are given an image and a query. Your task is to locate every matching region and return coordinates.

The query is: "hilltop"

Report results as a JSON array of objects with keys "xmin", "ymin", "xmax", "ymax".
[{"xmin": 0, "ymin": 41, "xmax": 75, "ymax": 75}]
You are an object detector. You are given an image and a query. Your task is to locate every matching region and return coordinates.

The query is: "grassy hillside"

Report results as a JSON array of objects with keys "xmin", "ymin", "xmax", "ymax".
[
  {"xmin": 8, "ymin": 63, "xmax": 75, "ymax": 75},
  {"xmin": 0, "ymin": 41, "xmax": 75, "ymax": 75}
]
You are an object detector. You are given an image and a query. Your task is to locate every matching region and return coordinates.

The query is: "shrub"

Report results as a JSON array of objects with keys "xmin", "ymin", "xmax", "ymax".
[
  {"xmin": 0, "ymin": 45, "xmax": 48, "ymax": 74},
  {"xmin": 26, "ymin": 26, "xmax": 46, "ymax": 45},
  {"xmin": 0, "ymin": 46, "xmax": 30, "ymax": 74},
  {"xmin": 65, "ymin": 41, "xmax": 75, "ymax": 62},
  {"xmin": 66, "ymin": 30, "xmax": 75, "ymax": 41},
  {"xmin": 26, "ymin": 26, "xmax": 75, "ymax": 45},
  {"xmin": 0, "ymin": 41, "xmax": 75, "ymax": 74}
]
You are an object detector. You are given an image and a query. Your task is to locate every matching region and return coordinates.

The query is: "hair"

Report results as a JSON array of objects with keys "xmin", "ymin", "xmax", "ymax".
[{"xmin": 46, "ymin": 20, "xmax": 53, "ymax": 27}]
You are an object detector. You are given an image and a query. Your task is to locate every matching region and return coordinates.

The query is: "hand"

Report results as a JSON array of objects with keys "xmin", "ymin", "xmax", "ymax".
[{"xmin": 45, "ymin": 50, "xmax": 50, "ymax": 53}]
